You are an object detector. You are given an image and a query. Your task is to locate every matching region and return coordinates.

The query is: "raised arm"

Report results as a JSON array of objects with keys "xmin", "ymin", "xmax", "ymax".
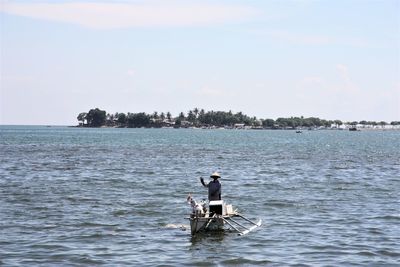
[{"xmin": 200, "ymin": 177, "xmax": 207, "ymax": 187}]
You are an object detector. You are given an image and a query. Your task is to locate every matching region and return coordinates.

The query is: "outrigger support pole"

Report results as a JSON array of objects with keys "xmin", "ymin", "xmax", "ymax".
[
  {"xmin": 204, "ymin": 213, "xmax": 217, "ymax": 230},
  {"xmin": 228, "ymin": 217, "xmax": 250, "ymax": 230},
  {"xmin": 236, "ymin": 214, "xmax": 261, "ymax": 226},
  {"xmin": 239, "ymin": 222, "xmax": 261, "ymax": 236},
  {"xmin": 221, "ymin": 217, "xmax": 242, "ymax": 234}
]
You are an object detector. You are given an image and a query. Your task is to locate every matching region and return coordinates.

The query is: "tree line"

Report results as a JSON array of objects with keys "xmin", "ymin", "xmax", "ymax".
[{"xmin": 77, "ymin": 108, "xmax": 400, "ymax": 129}]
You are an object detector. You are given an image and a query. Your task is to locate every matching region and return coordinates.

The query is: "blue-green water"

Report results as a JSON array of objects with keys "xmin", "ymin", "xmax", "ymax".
[{"xmin": 1, "ymin": 126, "xmax": 399, "ymax": 266}]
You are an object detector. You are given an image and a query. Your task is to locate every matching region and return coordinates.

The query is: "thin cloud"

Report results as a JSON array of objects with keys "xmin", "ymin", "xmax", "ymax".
[
  {"xmin": 270, "ymin": 30, "xmax": 334, "ymax": 45},
  {"xmin": 1, "ymin": 1, "xmax": 258, "ymax": 29},
  {"xmin": 336, "ymin": 64, "xmax": 351, "ymax": 83},
  {"xmin": 195, "ymin": 85, "xmax": 238, "ymax": 99},
  {"xmin": 302, "ymin": 76, "xmax": 324, "ymax": 85},
  {"xmin": 127, "ymin": 69, "xmax": 135, "ymax": 77},
  {"xmin": 334, "ymin": 63, "xmax": 358, "ymax": 92},
  {"xmin": 299, "ymin": 64, "xmax": 359, "ymax": 93},
  {"xmin": 196, "ymin": 86, "xmax": 224, "ymax": 97},
  {"xmin": 250, "ymin": 29, "xmax": 369, "ymax": 47}
]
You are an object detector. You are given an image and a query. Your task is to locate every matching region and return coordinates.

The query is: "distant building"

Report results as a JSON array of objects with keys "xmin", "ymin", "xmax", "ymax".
[{"xmin": 234, "ymin": 123, "xmax": 245, "ymax": 129}]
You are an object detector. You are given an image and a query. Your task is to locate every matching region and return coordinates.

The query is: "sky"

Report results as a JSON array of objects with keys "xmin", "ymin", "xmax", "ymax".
[{"xmin": 0, "ymin": 0, "xmax": 399, "ymax": 125}]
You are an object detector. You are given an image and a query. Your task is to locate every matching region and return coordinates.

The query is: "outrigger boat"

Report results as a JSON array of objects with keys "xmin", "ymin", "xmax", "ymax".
[{"xmin": 187, "ymin": 197, "xmax": 262, "ymax": 236}]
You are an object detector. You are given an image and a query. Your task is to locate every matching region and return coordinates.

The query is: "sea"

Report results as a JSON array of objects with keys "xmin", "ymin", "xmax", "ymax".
[{"xmin": 0, "ymin": 126, "xmax": 399, "ymax": 266}]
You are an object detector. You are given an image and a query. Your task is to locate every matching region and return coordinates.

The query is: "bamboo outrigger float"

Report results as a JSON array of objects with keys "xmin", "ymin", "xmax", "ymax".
[{"xmin": 187, "ymin": 199, "xmax": 262, "ymax": 236}]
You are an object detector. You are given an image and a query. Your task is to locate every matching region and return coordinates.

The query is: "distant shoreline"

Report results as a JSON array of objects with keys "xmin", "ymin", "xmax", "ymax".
[
  {"xmin": 72, "ymin": 125, "xmax": 400, "ymax": 131},
  {"xmin": 75, "ymin": 107, "xmax": 400, "ymax": 131}
]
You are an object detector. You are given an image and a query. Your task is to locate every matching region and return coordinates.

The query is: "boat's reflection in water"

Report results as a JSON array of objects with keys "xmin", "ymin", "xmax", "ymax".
[
  {"xmin": 188, "ymin": 230, "xmax": 238, "ymax": 262},
  {"xmin": 190, "ymin": 230, "xmax": 226, "ymax": 245}
]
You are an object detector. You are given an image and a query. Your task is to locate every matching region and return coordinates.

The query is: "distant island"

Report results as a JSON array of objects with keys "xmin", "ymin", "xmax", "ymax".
[{"xmin": 76, "ymin": 108, "xmax": 400, "ymax": 130}]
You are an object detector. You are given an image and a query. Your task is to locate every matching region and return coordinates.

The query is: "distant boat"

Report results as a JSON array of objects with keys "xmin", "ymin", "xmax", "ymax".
[
  {"xmin": 349, "ymin": 127, "xmax": 358, "ymax": 131},
  {"xmin": 296, "ymin": 130, "xmax": 302, "ymax": 133}
]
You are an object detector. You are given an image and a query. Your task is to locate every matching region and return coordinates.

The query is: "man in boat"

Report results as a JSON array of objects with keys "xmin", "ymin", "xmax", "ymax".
[{"xmin": 200, "ymin": 172, "xmax": 221, "ymax": 201}]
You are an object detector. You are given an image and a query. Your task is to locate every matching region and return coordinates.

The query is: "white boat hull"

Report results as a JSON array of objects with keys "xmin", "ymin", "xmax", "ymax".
[{"xmin": 189, "ymin": 215, "xmax": 222, "ymax": 235}]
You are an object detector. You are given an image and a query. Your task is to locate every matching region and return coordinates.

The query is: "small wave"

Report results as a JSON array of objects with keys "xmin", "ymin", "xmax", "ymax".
[
  {"xmin": 71, "ymin": 256, "xmax": 106, "ymax": 265},
  {"xmin": 131, "ymin": 170, "xmax": 156, "ymax": 175},
  {"xmin": 65, "ymin": 196, "xmax": 100, "ymax": 203},
  {"xmin": 29, "ymin": 243, "xmax": 69, "ymax": 250},
  {"xmin": 264, "ymin": 200, "xmax": 297, "ymax": 208},
  {"xmin": 112, "ymin": 209, "xmax": 128, "ymax": 216},
  {"xmin": 377, "ymin": 249, "xmax": 400, "ymax": 257},
  {"xmin": 367, "ymin": 214, "xmax": 400, "ymax": 221},
  {"xmin": 308, "ymin": 244, "xmax": 349, "ymax": 254},
  {"xmin": 74, "ymin": 222, "xmax": 118, "ymax": 227},
  {"xmin": 164, "ymin": 224, "xmax": 188, "ymax": 231},
  {"xmin": 220, "ymin": 257, "xmax": 272, "ymax": 265},
  {"xmin": 357, "ymin": 251, "xmax": 378, "ymax": 256},
  {"xmin": 78, "ymin": 233, "xmax": 111, "ymax": 239}
]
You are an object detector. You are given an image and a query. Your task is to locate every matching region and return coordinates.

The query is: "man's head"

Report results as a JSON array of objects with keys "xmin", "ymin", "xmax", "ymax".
[{"xmin": 210, "ymin": 172, "xmax": 221, "ymax": 180}]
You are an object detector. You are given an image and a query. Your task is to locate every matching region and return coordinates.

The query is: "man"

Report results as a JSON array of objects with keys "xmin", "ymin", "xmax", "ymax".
[{"xmin": 200, "ymin": 172, "xmax": 221, "ymax": 201}]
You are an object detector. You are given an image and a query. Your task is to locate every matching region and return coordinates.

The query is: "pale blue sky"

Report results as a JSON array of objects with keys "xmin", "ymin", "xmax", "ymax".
[{"xmin": 1, "ymin": 0, "xmax": 399, "ymax": 125}]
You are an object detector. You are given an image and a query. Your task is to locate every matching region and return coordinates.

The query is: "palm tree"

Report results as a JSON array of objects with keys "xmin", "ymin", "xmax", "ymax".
[
  {"xmin": 193, "ymin": 107, "xmax": 199, "ymax": 118},
  {"xmin": 187, "ymin": 110, "xmax": 196, "ymax": 123},
  {"xmin": 77, "ymin": 112, "xmax": 87, "ymax": 126},
  {"xmin": 107, "ymin": 113, "xmax": 115, "ymax": 126},
  {"xmin": 166, "ymin": 112, "xmax": 172, "ymax": 122},
  {"xmin": 152, "ymin": 111, "xmax": 159, "ymax": 120}
]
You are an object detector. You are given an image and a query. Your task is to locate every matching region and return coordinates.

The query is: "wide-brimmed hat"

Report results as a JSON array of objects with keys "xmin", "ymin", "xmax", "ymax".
[{"xmin": 210, "ymin": 172, "xmax": 221, "ymax": 179}]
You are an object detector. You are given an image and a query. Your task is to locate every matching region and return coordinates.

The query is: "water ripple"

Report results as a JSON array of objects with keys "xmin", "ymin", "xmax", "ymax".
[{"xmin": 0, "ymin": 127, "xmax": 399, "ymax": 266}]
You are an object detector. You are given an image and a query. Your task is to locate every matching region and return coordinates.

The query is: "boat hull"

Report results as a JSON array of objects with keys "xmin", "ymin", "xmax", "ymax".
[
  {"xmin": 189, "ymin": 215, "xmax": 224, "ymax": 235},
  {"xmin": 187, "ymin": 200, "xmax": 261, "ymax": 236}
]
